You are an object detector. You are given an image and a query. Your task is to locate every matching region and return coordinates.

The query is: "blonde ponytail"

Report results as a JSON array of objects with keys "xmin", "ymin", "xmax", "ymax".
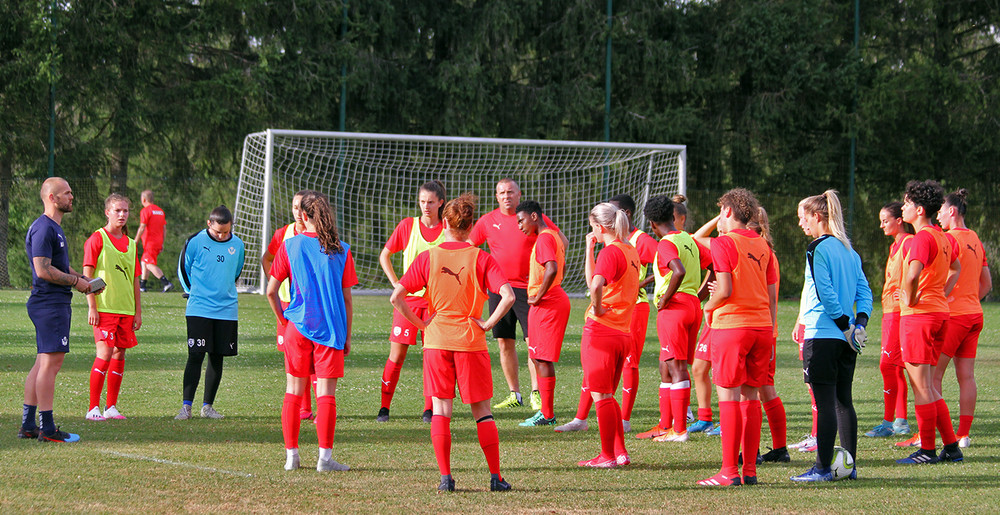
[
  {"xmin": 589, "ymin": 202, "xmax": 631, "ymax": 242},
  {"xmin": 801, "ymin": 190, "xmax": 850, "ymax": 248}
]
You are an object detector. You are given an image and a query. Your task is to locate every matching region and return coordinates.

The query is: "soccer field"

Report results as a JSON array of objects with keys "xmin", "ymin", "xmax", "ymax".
[{"xmin": 2, "ymin": 290, "xmax": 998, "ymax": 512}]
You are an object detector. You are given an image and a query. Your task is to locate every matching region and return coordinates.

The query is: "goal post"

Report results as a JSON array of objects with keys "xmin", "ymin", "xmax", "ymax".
[{"xmin": 234, "ymin": 129, "xmax": 686, "ymax": 294}]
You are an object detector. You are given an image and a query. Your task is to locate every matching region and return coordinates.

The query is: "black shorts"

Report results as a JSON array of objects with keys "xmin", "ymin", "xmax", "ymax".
[
  {"xmin": 186, "ymin": 316, "xmax": 239, "ymax": 356},
  {"xmin": 802, "ymin": 338, "xmax": 856, "ymax": 385},
  {"xmin": 489, "ymin": 287, "xmax": 529, "ymax": 340}
]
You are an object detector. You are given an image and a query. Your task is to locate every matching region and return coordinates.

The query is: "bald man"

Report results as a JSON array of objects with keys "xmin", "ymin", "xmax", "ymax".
[{"xmin": 20, "ymin": 178, "xmax": 96, "ymax": 443}]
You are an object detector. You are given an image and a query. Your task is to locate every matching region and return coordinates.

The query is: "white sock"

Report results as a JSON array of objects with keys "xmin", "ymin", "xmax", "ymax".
[
  {"xmin": 319, "ymin": 448, "xmax": 332, "ymax": 462},
  {"xmin": 672, "ymin": 381, "xmax": 690, "ymax": 389},
  {"xmin": 286, "ymin": 448, "xmax": 299, "ymax": 460}
]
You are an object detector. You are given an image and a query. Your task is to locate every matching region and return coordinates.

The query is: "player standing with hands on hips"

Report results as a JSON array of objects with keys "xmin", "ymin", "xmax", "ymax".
[
  {"xmin": 175, "ymin": 206, "xmax": 245, "ymax": 420},
  {"xmin": 20, "ymin": 178, "xmax": 98, "ymax": 443},
  {"xmin": 267, "ymin": 191, "xmax": 356, "ymax": 473},
  {"xmin": 83, "ymin": 194, "xmax": 142, "ymax": 421},
  {"xmin": 391, "ymin": 193, "xmax": 515, "ymax": 492},
  {"xmin": 790, "ymin": 190, "xmax": 872, "ymax": 482}
]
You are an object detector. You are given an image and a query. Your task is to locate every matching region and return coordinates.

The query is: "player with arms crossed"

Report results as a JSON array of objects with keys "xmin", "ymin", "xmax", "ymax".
[
  {"xmin": 515, "ymin": 200, "xmax": 571, "ymax": 427},
  {"xmin": 790, "ymin": 190, "xmax": 872, "ymax": 482},
  {"xmin": 697, "ymin": 189, "xmax": 777, "ymax": 487},
  {"xmin": 175, "ymin": 206, "xmax": 246, "ymax": 420},
  {"xmin": 933, "ymin": 188, "xmax": 990, "ymax": 448},
  {"xmin": 83, "ymin": 194, "xmax": 142, "ymax": 421},
  {"xmin": 865, "ymin": 202, "xmax": 914, "ymax": 438},
  {"xmin": 377, "ymin": 180, "xmax": 447, "ymax": 423},
  {"xmin": 267, "ymin": 191, "xmax": 356, "ymax": 472},
  {"xmin": 895, "ymin": 180, "xmax": 963, "ymax": 465},
  {"xmin": 636, "ymin": 195, "xmax": 711, "ymax": 443},
  {"xmin": 470, "ymin": 178, "xmax": 566, "ymax": 410},
  {"xmin": 261, "ymin": 191, "xmax": 321, "ymax": 421},
  {"xmin": 391, "ymin": 193, "xmax": 514, "ymax": 492},
  {"xmin": 135, "ymin": 190, "xmax": 174, "ymax": 292},
  {"xmin": 576, "ymin": 203, "xmax": 640, "ymax": 468},
  {"xmin": 20, "ymin": 178, "xmax": 96, "ymax": 443}
]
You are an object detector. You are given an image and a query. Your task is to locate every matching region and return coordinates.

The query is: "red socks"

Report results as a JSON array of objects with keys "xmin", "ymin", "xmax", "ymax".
[
  {"xmin": 595, "ymin": 398, "xmax": 619, "ymax": 459},
  {"xmin": 316, "ymin": 395, "xmax": 337, "ymax": 449},
  {"xmin": 698, "ymin": 407, "xmax": 713, "ymax": 423},
  {"xmin": 621, "ymin": 368, "xmax": 639, "ymax": 421},
  {"xmin": 106, "ymin": 359, "xmax": 125, "ymax": 408},
  {"xmin": 300, "ymin": 374, "xmax": 316, "ymax": 415},
  {"xmin": 719, "ymin": 400, "xmax": 742, "ymax": 477},
  {"xmin": 670, "ymin": 382, "xmax": 690, "ymax": 433},
  {"xmin": 934, "ymin": 399, "xmax": 958, "ymax": 446},
  {"xmin": 958, "ymin": 415, "xmax": 973, "ymax": 437},
  {"xmin": 380, "ymin": 359, "xmax": 403, "ymax": 409},
  {"xmin": 282, "ymin": 393, "xmax": 302, "ymax": 449},
  {"xmin": 894, "ymin": 366, "xmax": 909, "ymax": 419},
  {"xmin": 476, "ymin": 418, "xmax": 501, "ymax": 475},
  {"xmin": 575, "ymin": 385, "xmax": 592, "ymax": 421},
  {"xmin": 432, "ymin": 415, "xmax": 452, "ymax": 475},
  {"xmin": 89, "ymin": 358, "xmax": 110, "ymax": 410},
  {"xmin": 658, "ymin": 383, "xmax": 673, "ymax": 430},
  {"xmin": 915, "ymin": 402, "xmax": 937, "ymax": 451},
  {"xmin": 539, "ymin": 375, "xmax": 556, "ymax": 419},
  {"xmin": 612, "ymin": 399, "xmax": 627, "ymax": 457},
  {"xmin": 879, "ymin": 360, "xmax": 898, "ymax": 421},
  {"xmin": 762, "ymin": 397, "xmax": 787, "ymax": 449},
  {"xmin": 424, "ymin": 395, "xmax": 433, "ymax": 412},
  {"xmin": 741, "ymin": 400, "xmax": 762, "ymax": 478}
]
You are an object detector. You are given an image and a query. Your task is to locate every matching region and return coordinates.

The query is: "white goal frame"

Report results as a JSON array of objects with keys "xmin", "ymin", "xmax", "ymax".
[{"xmin": 234, "ymin": 129, "xmax": 686, "ymax": 294}]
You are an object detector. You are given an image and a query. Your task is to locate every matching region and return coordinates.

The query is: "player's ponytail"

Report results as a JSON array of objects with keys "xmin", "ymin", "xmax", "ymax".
[
  {"xmin": 671, "ymin": 194, "xmax": 688, "ymax": 219},
  {"xmin": 300, "ymin": 190, "xmax": 343, "ymax": 255},
  {"xmin": 104, "ymin": 193, "xmax": 131, "ymax": 237},
  {"xmin": 420, "ymin": 180, "xmax": 448, "ymax": 219},
  {"xmin": 590, "ymin": 202, "xmax": 630, "ymax": 242},
  {"xmin": 800, "ymin": 190, "xmax": 850, "ymax": 248},
  {"xmin": 748, "ymin": 206, "xmax": 774, "ymax": 248},
  {"xmin": 944, "ymin": 188, "xmax": 969, "ymax": 217},
  {"xmin": 442, "ymin": 192, "xmax": 477, "ymax": 235}
]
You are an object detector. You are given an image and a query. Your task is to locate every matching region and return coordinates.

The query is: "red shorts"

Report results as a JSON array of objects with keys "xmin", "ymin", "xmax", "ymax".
[
  {"xmin": 900, "ymin": 312, "xmax": 949, "ymax": 365},
  {"xmin": 527, "ymin": 292, "xmax": 571, "ymax": 362},
  {"xmin": 710, "ymin": 327, "xmax": 772, "ymax": 388},
  {"xmin": 580, "ymin": 321, "xmax": 629, "ymax": 394},
  {"xmin": 765, "ymin": 338, "xmax": 777, "ymax": 386},
  {"xmin": 941, "ymin": 313, "xmax": 983, "ymax": 359},
  {"xmin": 141, "ymin": 244, "xmax": 162, "ymax": 265},
  {"xmin": 626, "ymin": 301, "xmax": 651, "ymax": 368},
  {"xmin": 422, "ymin": 349, "xmax": 493, "ymax": 404},
  {"xmin": 694, "ymin": 324, "xmax": 712, "ymax": 362},
  {"xmin": 655, "ymin": 293, "xmax": 701, "ymax": 363},
  {"xmin": 283, "ymin": 323, "xmax": 344, "ymax": 379},
  {"xmin": 92, "ymin": 313, "xmax": 138, "ymax": 349},
  {"xmin": 276, "ymin": 300, "xmax": 290, "ymax": 351},
  {"xmin": 880, "ymin": 312, "xmax": 903, "ymax": 367},
  {"xmin": 390, "ymin": 297, "xmax": 429, "ymax": 346}
]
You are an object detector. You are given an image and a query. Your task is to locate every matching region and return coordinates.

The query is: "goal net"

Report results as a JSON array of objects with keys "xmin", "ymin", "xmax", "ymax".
[{"xmin": 234, "ymin": 130, "xmax": 686, "ymax": 294}]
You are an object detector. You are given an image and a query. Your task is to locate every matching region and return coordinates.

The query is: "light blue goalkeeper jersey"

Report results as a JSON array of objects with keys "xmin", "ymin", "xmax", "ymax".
[{"xmin": 178, "ymin": 229, "xmax": 245, "ymax": 321}]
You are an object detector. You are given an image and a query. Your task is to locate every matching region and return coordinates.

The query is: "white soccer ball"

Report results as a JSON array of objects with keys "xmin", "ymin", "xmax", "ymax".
[{"xmin": 831, "ymin": 446, "xmax": 855, "ymax": 480}]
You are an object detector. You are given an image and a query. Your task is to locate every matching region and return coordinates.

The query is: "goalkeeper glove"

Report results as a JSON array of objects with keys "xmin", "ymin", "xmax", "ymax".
[{"xmin": 845, "ymin": 324, "xmax": 867, "ymax": 353}]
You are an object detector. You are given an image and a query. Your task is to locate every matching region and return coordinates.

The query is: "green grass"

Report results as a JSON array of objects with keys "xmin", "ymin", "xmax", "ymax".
[{"xmin": 2, "ymin": 290, "xmax": 999, "ymax": 513}]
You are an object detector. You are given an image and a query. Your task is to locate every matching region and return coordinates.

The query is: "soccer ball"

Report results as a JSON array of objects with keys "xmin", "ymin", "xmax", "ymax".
[{"xmin": 831, "ymin": 446, "xmax": 855, "ymax": 480}]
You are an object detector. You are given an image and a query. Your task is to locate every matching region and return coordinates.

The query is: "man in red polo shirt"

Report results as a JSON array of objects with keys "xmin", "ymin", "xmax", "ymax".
[{"xmin": 136, "ymin": 190, "xmax": 174, "ymax": 292}]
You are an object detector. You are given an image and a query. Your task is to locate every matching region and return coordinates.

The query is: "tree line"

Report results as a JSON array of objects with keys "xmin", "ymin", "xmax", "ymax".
[{"xmin": 2, "ymin": 0, "xmax": 997, "ymax": 294}]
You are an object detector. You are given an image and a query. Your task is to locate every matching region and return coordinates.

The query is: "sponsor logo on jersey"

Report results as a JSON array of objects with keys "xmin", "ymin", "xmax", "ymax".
[
  {"xmin": 188, "ymin": 338, "xmax": 195, "ymax": 348},
  {"xmin": 61, "ymin": 336, "xmax": 68, "ymax": 346},
  {"xmin": 747, "ymin": 251, "xmax": 765, "ymax": 270},
  {"xmin": 492, "ymin": 223, "xmax": 502, "ymax": 230},
  {"xmin": 393, "ymin": 326, "xmax": 402, "ymax": 337},
  {"xmin": 440, "ymin": 266, "xmax": 465, "ymax": 285},
  {"xmin": 229, "ymin": 247, "xmax": 236, "ymax": 255}
]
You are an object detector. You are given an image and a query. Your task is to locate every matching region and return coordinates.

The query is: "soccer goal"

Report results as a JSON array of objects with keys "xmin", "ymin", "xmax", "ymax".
[{"xmin": 234, "ymin": 130, "xmax": 686, "ymax": 294}]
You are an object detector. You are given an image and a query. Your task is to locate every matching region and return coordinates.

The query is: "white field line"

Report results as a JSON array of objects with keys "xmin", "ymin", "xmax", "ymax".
[{"xmin": 100, "ymin": 450, "xmax": 254, "ymax": 478}]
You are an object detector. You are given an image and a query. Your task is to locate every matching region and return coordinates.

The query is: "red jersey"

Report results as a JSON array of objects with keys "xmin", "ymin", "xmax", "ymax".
[
  {"xmin": 587, "ymin": 241, "xmax": 641, "ymax": 333},
  {"xmin": 527, "ymin": 228, "xmax": 565, "ymax": 301},
  {"xmin": 882, "ymin": 234, "xmax": 912, "ymax": 314},
  {"xmin": 267, "ymin": 224, "xmax": 302, "ymax": 257},
  {"xmin": 710, "ymin": 229, "xmax": 776, "ymax": 330},
  {"xmin": 947, "ymin": 228, "xmax": 987, "ymax": 316},
  {"xmin": 469, "ymin": 209, "xmax": 559, "ymax": 288},
  {"xmin": 901, "ymin": 225, "xmax": 958, "ymax": 316},
  {"xmin": 139, "ymin": 204, "xmax": 166, "ymax": 247},
  {"xmin": 270, "ymin": 233, "xmax": 359, "ymax": 289},
  {"xmin": 384, "ymin": 217, "xmax": 445, "ymax": 253},
  {"xmin": 83, "ymin": 229, "xmax": 141, "ymax": 276}
]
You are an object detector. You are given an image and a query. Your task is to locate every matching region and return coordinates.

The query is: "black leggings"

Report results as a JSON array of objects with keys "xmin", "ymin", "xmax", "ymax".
[
  {"xmin": 811, "ymin": 380, "xmax": 857, "ymax": 469},
  {"xmin": 183, "ymin": 352, "xmax": 225, "ymax": 405}
]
